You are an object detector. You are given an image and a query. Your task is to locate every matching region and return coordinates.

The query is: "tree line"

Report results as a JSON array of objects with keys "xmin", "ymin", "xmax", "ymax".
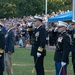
[{"xmin": 0, "ymin": 0, "xmax": 72, "ymax": 18}]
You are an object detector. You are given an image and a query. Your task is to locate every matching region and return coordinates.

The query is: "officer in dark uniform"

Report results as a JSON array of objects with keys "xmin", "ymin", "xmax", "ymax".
[
  {"xmin": 0, "ymin": 24, "xmax": 5, "ymax": 75},
  {"xmin": 54, "ymin": 21, "xmax": 71, "ymax": 75},
  {"xmin": 70, "ymin": 23, "xmax": 75, "ymax": 75},
  {"xmin": 31, "ymin": 16, "xmax": 46, "ymax": 75}
]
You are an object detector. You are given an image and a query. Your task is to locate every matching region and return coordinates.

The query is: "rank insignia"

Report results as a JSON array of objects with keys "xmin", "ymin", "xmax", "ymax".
[
  {"xmin": 38, "ymin": 47, "xmax": 43, "ymax": 52},
  {"xmin": 35, "ymin": 32, "xmax": 39, "ymax": 41},
  {"xmin": 35, "ymin": 32, "xmax": 39, "ymax": 37},
  {"xmin": 0, "ymin": 49, "xmax": 4, "ymax": 53},
  {"xmin": 73, "ymin": 34, "xmax": 75, "ymax": 38}
]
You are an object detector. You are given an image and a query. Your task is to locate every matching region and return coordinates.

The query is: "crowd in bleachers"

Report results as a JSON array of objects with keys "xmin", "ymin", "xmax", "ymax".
[{"xmin": 0, "ymin": 9, "xmax": 70, "ymax": 47}]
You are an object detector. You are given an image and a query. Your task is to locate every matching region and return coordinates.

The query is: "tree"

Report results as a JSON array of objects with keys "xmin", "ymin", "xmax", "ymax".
[
  {"xmin": 3, "ymin": 3, "xmax": 17, "ymax": 18},
  {"xmin": 47, "ymin": 0, "xmax": 72, "ymax": 14},
  {"xmin": 0, "ymin": 0, "xmax": 72, "ymax": 18},
  {"xmin": 16, "ymin": 0, "xmax": 44, "ymax": 16},
  {"xmin": 0, "ymin": 2, "xmax": 17, "ymax": 18}
]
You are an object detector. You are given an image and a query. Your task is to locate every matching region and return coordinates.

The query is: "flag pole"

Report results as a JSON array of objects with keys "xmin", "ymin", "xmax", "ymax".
[{"xmin": 45, "ymin": 0, "xmax": 47, "ymax": 15}]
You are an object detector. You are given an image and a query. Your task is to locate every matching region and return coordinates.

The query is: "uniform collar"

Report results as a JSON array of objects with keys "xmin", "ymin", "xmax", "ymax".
[
  {"xmin": 8, "ymin": 28, "xmax": 12, "ymax": 33},
  {"xmin": 37, "ymin": 25, "xmax": 42, "ymax": 29},
  {"xmin": 60, "ymin": 31, "xmax": 67, "ymax": 35}
]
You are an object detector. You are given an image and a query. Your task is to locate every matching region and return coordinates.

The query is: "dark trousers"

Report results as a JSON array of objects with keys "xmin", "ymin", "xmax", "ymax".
[
  {"xmin": 29, "ymin": 31, "xmax": 33, "ymax": 44},
  {"xmin": 0, "ymin": 70, "xmax": 3, "ymax": 75},
  {"xmin": 0, "ymin": 59, "xmax": 3, "ymax": 75},
  {"xmin": 34, "ymin": 56, "xmax": 45, "ymax": 75},
  {"xmin": 72, "ymin": 52, "xmax": 75, "ymax": 75},
  {"xmin": 55, "ymin": 62, "xmax": 67, "ymax": 75}
]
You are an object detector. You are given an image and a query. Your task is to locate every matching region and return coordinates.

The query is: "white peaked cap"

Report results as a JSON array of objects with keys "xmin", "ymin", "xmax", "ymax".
[
  {"xmin": 34, "ymin": 15, "xmax": 43, "ymax": 22},
  {"xmin": 57, "ymin": 21, "xmax": 68, "ymax": 27}
]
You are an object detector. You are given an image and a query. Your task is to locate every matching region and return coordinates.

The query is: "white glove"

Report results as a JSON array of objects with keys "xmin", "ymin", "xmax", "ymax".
[
  {"xmin": 54, "ymin": 27, "xmax": 58, "ymax": 32},
  {"xmin": 0, "ymin": 54, "xmax": 2, "ymax": 57},
  {"xmin": 61, "ymin": 62, "xmax": 66, "ymax": 67},
  {"xmin": 37, "ymin": 52, "xmax": 41, "ymax": 57}
]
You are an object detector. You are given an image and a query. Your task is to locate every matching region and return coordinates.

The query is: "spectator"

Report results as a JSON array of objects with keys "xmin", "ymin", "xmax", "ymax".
[{"xmin": 4, "ymin": 22, "xmax": 15, "ymax": 75}]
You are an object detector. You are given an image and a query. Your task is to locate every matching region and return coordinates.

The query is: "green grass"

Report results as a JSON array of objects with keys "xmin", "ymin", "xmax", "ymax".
[{"xmin": 6, "ymin": 47, "xmax": 73, "ymax": 75}]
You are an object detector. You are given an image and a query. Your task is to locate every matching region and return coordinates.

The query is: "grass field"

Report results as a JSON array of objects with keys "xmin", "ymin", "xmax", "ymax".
[{"xmin": 7, "ymin": 47, "xmax": 74, "ymax": 75}]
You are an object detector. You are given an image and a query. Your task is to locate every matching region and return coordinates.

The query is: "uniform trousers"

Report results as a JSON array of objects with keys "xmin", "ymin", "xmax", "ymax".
[
  {"xmin": 55, "ymin": 62, "xmax": 67, "ymax": 75},
  {"xmin": 72, "ymin": 52, "xmax": 75, "ymax": 75},
  {"xmin": 4, "ymin": 53, "xmax": 13, "ymax": 75},
  {"xmin": 34, "ymin": 56, "xmax": 45, "ymax": 75},
  {"xmin": 0, "ymin": 59, "xmax": 3, "ymax": 75}
]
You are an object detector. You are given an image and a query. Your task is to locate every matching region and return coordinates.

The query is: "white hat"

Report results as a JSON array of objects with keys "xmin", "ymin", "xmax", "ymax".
[
  {"xmin": 33, "ymin": 15, "xmax": 43, "ymax": 22},
  {"xmin": 57, "ymin": 21, "xmax": 68, "ymax": 27}
]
